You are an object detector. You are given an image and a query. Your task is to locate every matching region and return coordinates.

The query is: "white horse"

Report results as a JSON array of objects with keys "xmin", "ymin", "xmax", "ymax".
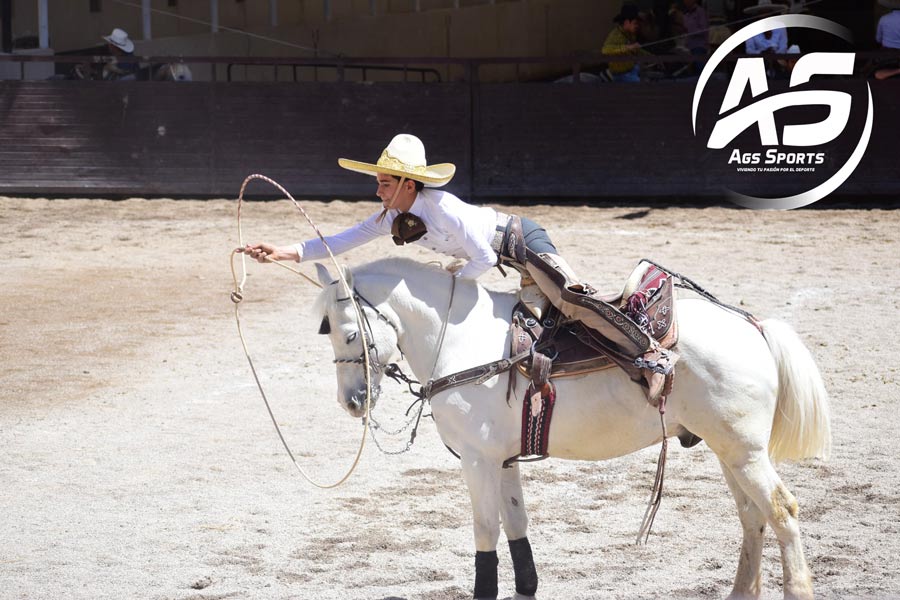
[
  {"xmin": 312, "ymin": 258, "xmax": 831, "ymax": 600},
  {"xmin": 154, "ymin": 62, "xmax": 193, "ymax": 81}
]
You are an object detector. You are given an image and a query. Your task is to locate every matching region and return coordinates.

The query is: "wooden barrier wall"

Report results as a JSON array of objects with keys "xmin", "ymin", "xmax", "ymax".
[{"xmin": 1, "ymin": 79, "xmax": 897, "ymax": 201}]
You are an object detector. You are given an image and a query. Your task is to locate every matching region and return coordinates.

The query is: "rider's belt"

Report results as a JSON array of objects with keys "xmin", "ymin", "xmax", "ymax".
[{"xmin": 490, "ymin": 211, "xmax": 511, "ymax": 259}]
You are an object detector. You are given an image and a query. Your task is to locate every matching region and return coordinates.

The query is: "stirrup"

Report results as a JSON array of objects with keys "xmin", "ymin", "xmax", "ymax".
[
  {"xmin": 566, "ymin": 282, "xmax": 598, "ymax": 296},
  {"xmin": 634, "ymin": 354, "xmax": 675, "ymax": 376},
  {"xmin": 636, "ymin": 348, "xmax": 678, "ymax": 406}
]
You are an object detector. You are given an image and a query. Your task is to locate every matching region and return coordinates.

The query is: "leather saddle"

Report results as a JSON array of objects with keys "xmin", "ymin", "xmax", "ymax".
[{"xmin": 511, "ymin": 260, "xmax": 678, "ymax": 382}]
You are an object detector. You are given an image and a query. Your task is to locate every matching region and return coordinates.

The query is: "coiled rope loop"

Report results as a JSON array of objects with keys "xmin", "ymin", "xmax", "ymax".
[{"xmin": 230, "ymin": 173, "xmax": 373, "ymax": 489}]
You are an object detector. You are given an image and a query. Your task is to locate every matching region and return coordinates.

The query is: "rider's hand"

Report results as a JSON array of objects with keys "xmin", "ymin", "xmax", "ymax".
[{"xmin": 238, "ymin": 243, "xmax": 300, "ymax": 264}]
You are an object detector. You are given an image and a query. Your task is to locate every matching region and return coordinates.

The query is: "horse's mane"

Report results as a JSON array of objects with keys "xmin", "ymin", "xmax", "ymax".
[
  {"xmin": 311, "ymin": 257, "xmax": 495, "ymax": 321},
  {"xmin": 354, "ymin": 257, "xmax": 446, "ymax": 278}
]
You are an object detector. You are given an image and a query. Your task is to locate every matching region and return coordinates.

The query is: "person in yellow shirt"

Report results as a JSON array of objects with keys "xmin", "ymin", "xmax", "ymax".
[{"xmin": 602, "ymin": 3, "xmax": 652, "ymax": 82}]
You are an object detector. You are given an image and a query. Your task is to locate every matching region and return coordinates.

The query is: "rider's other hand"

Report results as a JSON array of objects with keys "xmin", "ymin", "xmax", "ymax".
[
  {"xmin": 240, "ymin": 243, "xmax": 275, "ymax": 263},
  {"xmin": 237, "ymin": 243, "xmax": 300, "ymax": 264}
]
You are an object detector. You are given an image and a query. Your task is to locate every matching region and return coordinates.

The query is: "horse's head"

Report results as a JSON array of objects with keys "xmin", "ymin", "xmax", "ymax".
[
  {"xmin": 154, "ymin": 62, "xmax": 193, "ymax": 81},
  {"xmin": 313, "ymin": 263, "xmax": 401, "ymax": 418}
]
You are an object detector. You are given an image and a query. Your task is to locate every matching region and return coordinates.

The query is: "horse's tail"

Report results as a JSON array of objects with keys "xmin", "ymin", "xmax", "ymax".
[{"xmin": 759, "ymin": 319, "xmax": 832, "ymax": 463}]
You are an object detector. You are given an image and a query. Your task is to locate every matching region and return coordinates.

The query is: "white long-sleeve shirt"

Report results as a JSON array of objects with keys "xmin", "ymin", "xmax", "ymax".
[
  {"xmin": 877, "ymin": 10, "xmax": 900, "ymax": 50},
  {"xmin": 296, "ymin": 189, "xmax": 501, "ymax": 280},
  {"xmin": 745, "ymin": 28, "xmax": 787, "ymax": 55}
]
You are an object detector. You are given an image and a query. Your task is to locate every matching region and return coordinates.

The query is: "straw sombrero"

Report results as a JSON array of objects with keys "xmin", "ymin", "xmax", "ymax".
[
  {"xmin": 338, "ymin": 134, "xmax": 456, "ymax": 187},
  {"xmin": 743, "ymin": 0, "xmax": 789, "ymax": 15}
]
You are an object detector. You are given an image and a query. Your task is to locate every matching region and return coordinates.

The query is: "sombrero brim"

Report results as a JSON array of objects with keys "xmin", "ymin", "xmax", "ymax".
[
  {"xmin": 743, "ymin": 5, "xmax": 788, "ymax": 14},
  {"xmin": 103, "ymin": 36, "xmax": 134, "ymax": 53},
  {"xmin": 338, "ymin": 158, "xmax": 456, "ymax": 187}
]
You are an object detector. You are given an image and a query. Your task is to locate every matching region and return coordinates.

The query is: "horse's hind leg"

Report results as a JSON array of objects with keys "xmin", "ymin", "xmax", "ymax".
[
  {"xmin": 723, "ymin": 451, "xmax": 813, "ymax": 600},
  {"xmin": 719, "ymin": 460, "xmax": 767, "ymax": 599},
  {"xmin": 500, "ymin": 464, "xmax": 538, "ymax": 599}
]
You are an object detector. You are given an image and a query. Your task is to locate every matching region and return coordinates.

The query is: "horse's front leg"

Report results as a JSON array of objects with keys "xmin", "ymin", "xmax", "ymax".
[
  {"xmin": 460, "ymin": 452, "xmax": 503, "ymax": 600},
  {"xmin": 499, "ymin": 464, "xmax": 538, "ymax": 599}
]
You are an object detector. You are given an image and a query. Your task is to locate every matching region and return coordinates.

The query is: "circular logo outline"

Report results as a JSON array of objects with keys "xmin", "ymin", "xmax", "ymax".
[{"xmin": 691, "ymin": 15, "xmax": 873, "ymax": 210}]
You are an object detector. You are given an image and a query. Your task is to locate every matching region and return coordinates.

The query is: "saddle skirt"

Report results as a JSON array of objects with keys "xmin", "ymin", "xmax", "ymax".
[{"xmin": 511, "ymin": 260, "xmax": 678, "ymax": 382}]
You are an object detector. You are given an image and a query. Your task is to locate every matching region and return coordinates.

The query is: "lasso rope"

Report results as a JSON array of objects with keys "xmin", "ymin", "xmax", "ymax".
[{"xmin": 229, "ymin": 173, "xmax": 372, "ymax": 489}]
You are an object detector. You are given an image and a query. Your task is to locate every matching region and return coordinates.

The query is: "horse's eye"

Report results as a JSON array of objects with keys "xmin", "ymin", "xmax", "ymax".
[
  {"xmin": 345, "ymin": 331, "xmax": 358, "ymax": 344},
  {"xmin": 318, "ymin": 316, "xmax": 330, "ymax": 335}
]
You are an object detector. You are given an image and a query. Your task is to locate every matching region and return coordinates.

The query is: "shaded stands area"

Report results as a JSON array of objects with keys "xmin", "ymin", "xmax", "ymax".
[{"xmin": 0, "ymin": 52, "xmax": 898, "ymax": 201}]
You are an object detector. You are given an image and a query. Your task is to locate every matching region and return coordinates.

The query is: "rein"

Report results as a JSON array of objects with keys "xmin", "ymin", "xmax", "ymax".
[
  {"xmin": 349, "ymin": 273, "xmax": 533, "ymax": 403},
  {"xmin": 229, "ymin": 173, "xmax": 375, "ymax": 489}
]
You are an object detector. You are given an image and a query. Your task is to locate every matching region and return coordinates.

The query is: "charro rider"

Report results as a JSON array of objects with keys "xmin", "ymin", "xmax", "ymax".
[{"xmin": 239, "ymin": 133, "xmax": 676, "ymax": 400}]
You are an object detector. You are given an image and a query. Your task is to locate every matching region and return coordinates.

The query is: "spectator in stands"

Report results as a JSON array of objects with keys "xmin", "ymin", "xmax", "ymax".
[
  {"xmin": 679, "ymin": 0, "xmax": 710, "ymax": 57},
  {"xmin": 668, "ymin": 0, "xmax": 710, "ymax": 77},
  {"xmin": 877, "ymin": 0, "xmax": 900, "ymax": 50},
  {"xmin": 101, "ymin": 28, "xmax": 139, "ymax": 81},
  {"xmin": 708, "ymin": 16, "xmax": 732, "ymax": 54},
  {"xmin": 742, "ymin": 0, "xmax": 792, "ymax": 78},
  {"xmin": 743, "ymin": 0, "xmax": 789, "ymax": 56},
  {"xmin": 875, "ymin": 0, "xmax": 900, "ymax": 79},
  {"xmin": 602, "ymin": 3, "xmax": 653, "ymax": 82}
]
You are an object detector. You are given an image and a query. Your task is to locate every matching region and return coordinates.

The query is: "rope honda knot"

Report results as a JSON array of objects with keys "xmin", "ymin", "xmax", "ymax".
[{"xmin": 230, "ymin": 290, "xmax": 244, "ymax": 303}]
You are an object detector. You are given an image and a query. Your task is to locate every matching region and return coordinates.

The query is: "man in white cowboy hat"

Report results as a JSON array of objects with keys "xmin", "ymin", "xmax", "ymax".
[
  {"xmin": 877, "ymin": 0, "xmax": 900, "ymax": 50},
  {"xmin": 240, "ymin": 133, "xmax": 677, "ymax": 401},
  {"xmin": 101, "ymin": 27, "xmax": 139, "ymax": 81}
]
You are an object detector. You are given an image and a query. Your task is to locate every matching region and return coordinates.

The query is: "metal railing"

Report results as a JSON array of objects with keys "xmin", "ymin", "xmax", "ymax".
[
  {"xmin": 0, "ymin": 50, "xmax": 897, "ymax": 83},
  {"xmin": 224, "ymin": 60, "xmax": 442, "ymax": 82}
]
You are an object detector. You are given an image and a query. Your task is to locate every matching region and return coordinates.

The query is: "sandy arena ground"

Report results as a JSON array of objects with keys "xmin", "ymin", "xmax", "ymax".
[{"xmin": 1, "ymin": 196, "xmax": 898, "ymax": 600}]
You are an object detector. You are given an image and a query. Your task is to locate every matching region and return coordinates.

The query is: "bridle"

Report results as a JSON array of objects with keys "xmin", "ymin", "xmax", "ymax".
[
  {"xmin": 325, "ymin": 286, "xmax": 432, "ymax": 455},
  {"xmin": 328, "ymin": 289, "xmax": 401, "ymax": 376},
  {"xmin": 325, "ymin": 275, "xmax": 457, "ymax": 454}
]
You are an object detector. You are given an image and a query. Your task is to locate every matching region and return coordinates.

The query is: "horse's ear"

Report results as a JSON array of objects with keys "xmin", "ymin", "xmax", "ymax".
[{"xmin": 315, "ymin": 262, "xmax": 335, "ymax": 286}]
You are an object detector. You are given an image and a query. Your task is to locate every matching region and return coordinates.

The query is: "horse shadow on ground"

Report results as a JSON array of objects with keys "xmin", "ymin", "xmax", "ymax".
[{"xmin": 377, "ymin": 597, "xmax": 520, "ymax": 600}]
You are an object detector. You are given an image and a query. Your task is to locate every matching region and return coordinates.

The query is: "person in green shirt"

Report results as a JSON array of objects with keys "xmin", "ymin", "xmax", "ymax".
[{"xmin": 602, "ymin": 3, "xmax": 652, "ymax": 82}]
